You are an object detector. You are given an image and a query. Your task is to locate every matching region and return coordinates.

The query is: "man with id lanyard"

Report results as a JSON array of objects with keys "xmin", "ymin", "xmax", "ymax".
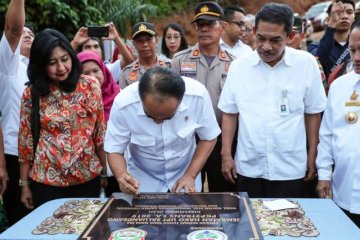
[{"xmin": 218, "ymin": 3, "xmax": 326, "ymax": 198}]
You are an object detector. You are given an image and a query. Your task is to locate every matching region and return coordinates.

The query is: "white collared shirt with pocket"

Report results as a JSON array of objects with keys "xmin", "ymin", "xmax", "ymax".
[
  {"xmin": 105, "ymin": 76, "xmax": 221, "ymax": 192},
  {"xmin": 218, "ymin": 47, "xmax": 326, "ymax": 180}
]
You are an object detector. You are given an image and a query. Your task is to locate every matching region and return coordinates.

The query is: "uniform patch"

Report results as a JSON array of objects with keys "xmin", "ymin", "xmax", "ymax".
[
  {"xmin": 180, "ymin": 62, "xmax": 197, "ymax": 72},
  {"xmin": 129, "ymin": 71, "xmax": 140, "ymax": 81},
  {"xmin": 221, "ymin": 74, "xmax": 227, "ymax": 79}
]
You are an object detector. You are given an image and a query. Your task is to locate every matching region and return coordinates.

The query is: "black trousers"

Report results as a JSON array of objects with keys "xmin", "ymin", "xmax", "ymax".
[
  {"xmin": 105, "ymin": 176, "xmax": 121, "ymax": 197},
  {"xmin": 31, "ymin": 176, "xmax": 101, "ymax": 208},
  {"xmin": 341, "ymin": 208, "xmax": 360, "ymax": 228},
  {"xmin": 3, "ymin": 154, "xmax": 32, "ymax": 227},
  {"xmin": 236, "ymin": 174, "xmax": 305, "ymax": 198}
]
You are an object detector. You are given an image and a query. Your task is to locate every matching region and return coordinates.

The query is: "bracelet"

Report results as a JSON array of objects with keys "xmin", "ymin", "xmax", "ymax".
[
  {"xmin": 100, "ymin": 174, "xmax": 107, "ymax": 178},
  {"xmin": 19, "ymin": 179, "xmax": 31, "ymax": 186}
]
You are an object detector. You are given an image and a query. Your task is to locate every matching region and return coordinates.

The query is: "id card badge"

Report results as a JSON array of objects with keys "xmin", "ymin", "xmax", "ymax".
[{"xmin": 278, "ymin": 97, "xmax": 290, "ymax": 115}]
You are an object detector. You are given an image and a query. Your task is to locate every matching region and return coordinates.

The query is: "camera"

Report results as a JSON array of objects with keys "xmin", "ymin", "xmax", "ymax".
[{"xmin": 87, "ymin": 26, "xmax": 109, "ymax": 38}]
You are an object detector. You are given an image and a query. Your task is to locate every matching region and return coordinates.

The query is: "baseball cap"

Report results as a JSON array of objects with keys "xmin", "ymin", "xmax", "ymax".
[
  {"xmin": 193, "ymin": 1, "xmax": 225, "ymax": 23},
  {"xmin": 132, "ymin": 22, "xmax": 156, "ymax": 39}
]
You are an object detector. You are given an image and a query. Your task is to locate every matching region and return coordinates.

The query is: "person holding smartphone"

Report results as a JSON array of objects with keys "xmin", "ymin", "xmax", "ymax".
[{"xmin": 71, "ymin": 23, "xmax": 133, "ymax": 84}]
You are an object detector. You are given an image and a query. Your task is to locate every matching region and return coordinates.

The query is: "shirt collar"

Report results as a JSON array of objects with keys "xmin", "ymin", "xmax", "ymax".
[
  {"xmin": 191, "ymin": 44, "xmax": 231, "ymax": 62},
  {"xmin": 20, "ymin": 55, "xmax": 29, "ymax": 65},
  {"xmin": 250, "ymin": 46, "xmax": 293, "ymax": 67}
]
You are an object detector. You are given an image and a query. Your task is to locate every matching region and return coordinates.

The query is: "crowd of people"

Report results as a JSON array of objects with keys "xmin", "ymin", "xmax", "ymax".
[{"xmin": 0, "ymin": 0, "xmax": 359, "ymax": 230}]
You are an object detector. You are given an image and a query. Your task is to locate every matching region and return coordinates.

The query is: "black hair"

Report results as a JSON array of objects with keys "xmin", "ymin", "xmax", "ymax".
[
  {"xmin": 27, "ymin": 28, "xmax": 82, "ymax": 153},
  {"xmin": 327, "ymin": 0, "xmax": 355, "ymax": 15},
  {"xmin": 28, "ymin": 28, "xmax": 81, "ymax": 96},
  {"xmin": 223, "ymin": 6, "xmax": 245, "ymax": 22},
  {"xmin": 351, "ymin": 17, "xmax": 360, "ymax": 31},
  {"xmin": 24, "ymin": 23, "xmax": 34, "ymax": 33},
  {"xmin": 161, "ymin": 23, "xmax": 188, "ymax": 59},
  {"xmin": 76, "ymin": 37, "xmax": 105, "ymax": 59},
  {"xmin": 139, "ymin": 67, "xmax": 185, "ymax": 102},
  {"xmin": 255, "ymin": 3, "xmax": 294, "ymax": 35}
]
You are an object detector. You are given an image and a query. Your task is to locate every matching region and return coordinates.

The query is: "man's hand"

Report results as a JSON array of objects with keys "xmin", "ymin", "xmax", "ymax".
[
  {"xmin": 221, "ymin": 154, "xmax": 237, "ymax": 184},
  {"xmin": 100, "ymin": 177, "xmax": 108, "ymax": 189},
  {"xmin": 316, "ymin": 180, "xmax": 332, "ymax": 198},
  {"xmin": 0, "ymin": 165, "xmax": 8, "ymax": 195},
  {"xmin": 21, "ymin": 186, "xmax": 34, "ymax": 209},
  {"xmin": 118, "ymin": 172, "xmax": 139, "ymax": 195},
  {"xmin": 71, "ymin": 27, "xmax": 89, "ymax": 50},
  {"xmin": 172, "ymin": 175, "xmax": 196, "ymax": 193},
  {"xmin": 104, "ymin": 22, "xmax": 120, "ymax": 41},
  {"xmin": 328, "ymin": 0, "xmax": 345, "ymax": 28}
]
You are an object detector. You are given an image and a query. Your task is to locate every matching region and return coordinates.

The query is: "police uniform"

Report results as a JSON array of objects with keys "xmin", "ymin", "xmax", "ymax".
[
  {"xmin": 120, "ymin": 56, "xmax": 171, "ymax": 89},
  {"xmin": 171, "ymin": 45, "xmax": 234, "ymax": 124},
  {"xmin": 172, "ymin": 1, "xmax": 236, "ymax": 193}
]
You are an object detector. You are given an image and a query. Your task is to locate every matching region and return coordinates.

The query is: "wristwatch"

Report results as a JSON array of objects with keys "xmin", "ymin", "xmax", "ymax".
[{"xmin": 19, "ymin": 179, "xmax": 31, "ymax": 186}]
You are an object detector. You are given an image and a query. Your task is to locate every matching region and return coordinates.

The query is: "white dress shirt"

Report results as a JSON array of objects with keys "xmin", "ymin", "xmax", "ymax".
[
  {"xmin": 105, "ymin": 77, "xmax": 220, "ymax": 192},
  {"xmin": 218, "ymin": 47, "xmax": 326, "ymax": 180},
  {"xmin": 219, "ymin": 38, "xmax": 253, "ymax": 59},
  {"xmin": 0, "ymin": 33, "xmax": 28, "ymax": 156},
  {"xmin": 316, "ymin": 71, "xmax": 360, "ymax": 214}
]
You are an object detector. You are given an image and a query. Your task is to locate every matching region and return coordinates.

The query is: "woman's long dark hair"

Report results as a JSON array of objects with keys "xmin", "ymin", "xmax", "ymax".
[
  {"xmin": 27, "ymin": 28, "xmax": 82, "ymax": 154},
  {"xmin": 161, "ymin": 23, "xmax": 188, "ymax": 58}
]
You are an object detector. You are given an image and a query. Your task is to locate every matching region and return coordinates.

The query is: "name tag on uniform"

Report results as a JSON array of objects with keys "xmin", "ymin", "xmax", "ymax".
[{"xmin": 180, "ymin": 62, "xmax": 197, "ymax": 72}]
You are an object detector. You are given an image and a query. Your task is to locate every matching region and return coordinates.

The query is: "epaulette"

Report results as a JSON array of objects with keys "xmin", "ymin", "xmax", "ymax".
[
  {"xmin": 173, "ymin": 48, "xmax": 192, "ymax": 59},
  {"xmin": 219, "ymin": 49, "xmax": 235, "ymax": 61},
  {"xmin": 122, "ymin": 62, "xmax": 135, "ymax": 71}
]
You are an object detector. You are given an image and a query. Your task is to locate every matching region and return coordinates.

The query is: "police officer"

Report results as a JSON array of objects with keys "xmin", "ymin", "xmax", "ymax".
[
  {"xmin": 120, "ymin": 22, "xmax": 171, "ymax": 89},
  {"xmin": 172, "ymin": 1, "xmax": 236, "ymax": 192}
]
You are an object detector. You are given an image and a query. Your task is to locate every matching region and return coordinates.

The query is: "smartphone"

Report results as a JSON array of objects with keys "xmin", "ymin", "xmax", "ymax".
[{"xmin": 87, "ymin": 26, "xmax": 109, "ymax": 38}]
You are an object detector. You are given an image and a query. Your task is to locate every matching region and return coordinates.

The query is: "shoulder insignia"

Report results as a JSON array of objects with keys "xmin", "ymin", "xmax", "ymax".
[
  {"xmin": 133, "ymin": 61, "xmax": 140, "ymax": 70},
  {"xmin": 220, "ymin": 51, "xmax": 226, "ymax": 59},
  {"xmin": 193, "ymin": 49, "xmax": 200, "ymax": 57}
]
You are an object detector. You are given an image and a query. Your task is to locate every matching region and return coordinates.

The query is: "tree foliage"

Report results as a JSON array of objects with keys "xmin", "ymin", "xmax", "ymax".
[
  {"xmin": 101, "ymin": 0, "xmax": 158, "ymax": 41},
  {"xmin": 0, "ymin": 0, "xmax": 104, "ymax": 39}
]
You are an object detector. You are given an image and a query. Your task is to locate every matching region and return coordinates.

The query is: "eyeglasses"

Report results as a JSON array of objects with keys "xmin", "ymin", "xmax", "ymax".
[
  {"xmin": 165, "ymin": 35, "xmax": 181, "ymax": 41},
  {"xmin": 229, "ymin": 21, "xmax": 245, "ymax": 28},
  {"xmin": 243, "ymin": 27, "xmax": 252, "ymax": 33}
]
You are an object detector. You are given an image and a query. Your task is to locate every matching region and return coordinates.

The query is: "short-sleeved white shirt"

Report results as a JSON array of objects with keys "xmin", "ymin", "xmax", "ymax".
[
  {"xmin": 106, "ymin": 59, "xmax": 122, "ymax": 84},
  {"xmin": 316, "ymin": 71, "xmax": 360, "ymax": 214},
  {"xmin": 0, "ymin": 33, "xmax": 29, "ymax": 156},
  {"xmin": 218, "ymin": 47, "xmax": 326, "ymax": 180},
  {"xmin": 219, "ymin": 38, "xmax": 253, "ymax": 59},
  {"xmin": 105, "ymin": 77, "xmax": 221, "ymax": 192}
]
